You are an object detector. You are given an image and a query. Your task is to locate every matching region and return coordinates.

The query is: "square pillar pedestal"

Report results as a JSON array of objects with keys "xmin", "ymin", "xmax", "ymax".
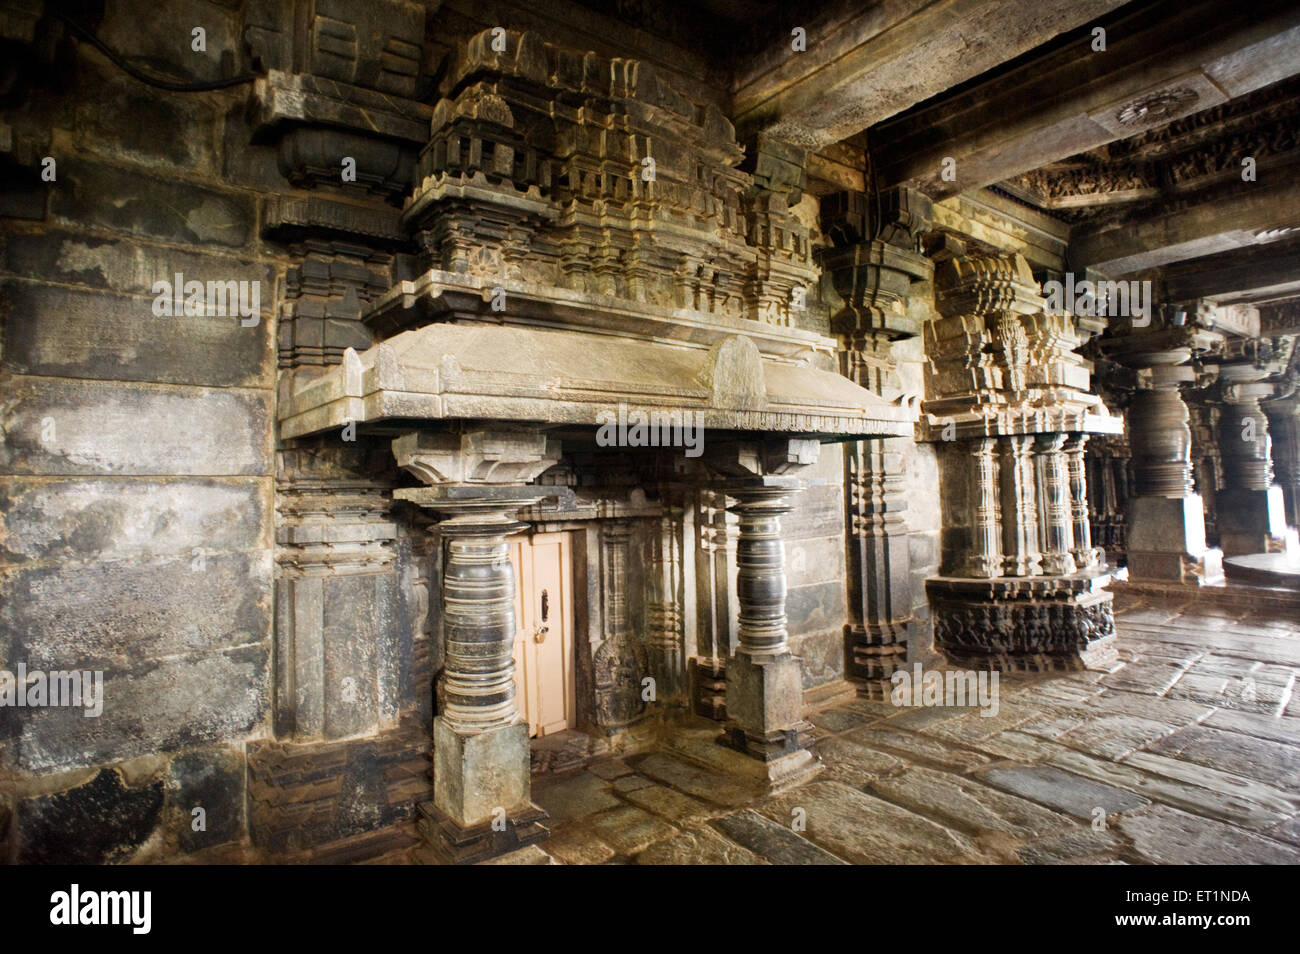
[
  {"xmin": 1127, "ymin": 495, "xmax": 1224, "ymax": 584},
  {"xmin": 721, "ymin": 650, "xmax": 820, "ymax": 791},
  {"xmin": 1217, "ymin": 487, "xmax": 1289, "ymax": 557},
  {"xmin": 421, "ymin": 718, "xmax": 548, "ymax": 864}
]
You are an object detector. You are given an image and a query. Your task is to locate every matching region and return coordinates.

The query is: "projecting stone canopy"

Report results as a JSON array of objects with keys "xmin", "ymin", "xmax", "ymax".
[{"xmin": 279, "ymin": 276, "xmax": 915, "ymax": 443}]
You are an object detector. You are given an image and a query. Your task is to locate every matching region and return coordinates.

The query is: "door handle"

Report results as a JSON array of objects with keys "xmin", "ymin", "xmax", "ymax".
[{"xmin": 533, "ymin": 625, "xmax": 549, "ymax": 644}]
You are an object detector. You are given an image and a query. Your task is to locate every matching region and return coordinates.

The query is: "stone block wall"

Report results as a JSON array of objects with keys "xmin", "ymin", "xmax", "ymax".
[{"xmin": 0, "ymin": 3, "xmax": 281, "ymax": 862}]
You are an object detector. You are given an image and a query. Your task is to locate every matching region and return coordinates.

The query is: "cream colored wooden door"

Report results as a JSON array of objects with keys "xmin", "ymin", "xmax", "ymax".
[{"xmin": 510, "ymin": 532, "xmax": 574, "ymax": 737}]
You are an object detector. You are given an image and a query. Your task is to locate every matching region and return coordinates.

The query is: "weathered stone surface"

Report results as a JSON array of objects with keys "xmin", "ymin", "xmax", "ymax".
[
  {"xmin": 871, "ymin": 766, "xmax": 1074, "ymax": 839},
  {"xmin": 1204, "ymin": 708, "xmax": 1300, "ymax": 745},
  {"xmin": 634, "ymin": 754, "xmax": 758, "ymax": 807},
  {"xmin": 1, "ymin": 283, "xmax": 273, "ymax": 387},
  {"xmin": 636, "ymin": 827, "xmax": 765, "ymax": 865},
  {"xmin": 169, "ymin": 747, "xmax": 245, "ymax": 854},
  {"xmin": 0, "ymin": 477, "xmax": 269, "ymax": 565},
  {"xmin": 1017, "ymin": 826, "xmax": 1124, "ymax": 865},
  {"xmin": 815, "ymin": 735, "xmax": 909, "ymax": 788},
  {"xmin": 543, "ymin": 825, "xmax": 616, "ymax": 865},
  {"xmin": 977, "ymin": 764, "xmax": 1150, "ymax": 820},
  {"xmin": 756, "ymin": 780, "xmax": 983, "ymax": 864},
  {"xmin": 586, "ymin": 758, "xmax": 634, "ymax": 780},
  {"xmin": 1049, "ymin": 748, "xmax": 1295, "ymax": 829},
  {"xmin": 714, "ymin": 809, "xmax": 848, "ymax": 864},
  {"xmin": 0, "ymin": 376, "xmax": 272, "ymax": 476},
  {"xmin": 51, "ymin": 160, "xmax": 255, "ymax": 248},
  {"xmin": 586, "ymin": 805, "xmax": 678, "ymax": 856},
  {"xmin": 11, "ymin": 644, "xmax": 270, "ymax": 773},
  {"xmin": 1145, "ymin": 725, "xmax": 1300, "ymax": 789},
  {"xmin": 1118, "ymin": 804, "xmax": 1300, "ymax": 864},
  {"xmin": 533, "ymin": 772, "xmax": 620, "ymax": 824},
  {"xmin": 808, "ymin": 706, "xmax": 873, "ymax": 733},
  {"xmin": 622, "ymin": 784, "xmax": 716, "ymax": 826},
  {"xmin": 843, "ymin": 725, "xmax": 992, "ymax": 773},
  {"xmin": 15, "ymin": 768, "xmax": 164, "ymax": 864},
  {"xmin": 1, "ymin": 552, "xmax": 271, "ymax": 667},
  {"xmin": 1057, "ymin": 714, "xmax": 1180, "ymax": 760}
]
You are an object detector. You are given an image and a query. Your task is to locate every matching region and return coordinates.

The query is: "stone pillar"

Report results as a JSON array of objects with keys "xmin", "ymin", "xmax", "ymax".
[
  {"xmin": 821, "ymin": 187, "xmax": 934, "ymax": 693},
  {"xmin": 721, "ymin": 480, "xmax": 820, "ymax": 788},
  {"xmin": 999, "ymin": 436, "xmax": 1041, "ymax": 576},
  {"xmin": 1117, "ymin": 345, "xmax": 1222, "ymax": 584},
  {"xmin": 1216, "ymin": 372, "xmax": 1288, "ymax": 556},
  {"xmin": 1064, "ymin": 435, "xmax": 1098, "ymax": 569},
  {"xmin": 593, "ymin": 520, "xmax": 648, "ymax": 730},
  {"xmin": 1035, "ymin": 434, "xmax": 1077, "ymax": 575},
  {"xmin": 392, "ymin": 428, "xmax": 560, "ymax": 863},
  {"xmin": 964, "ymin": 438, "xmax": 1004, "ymax": 577},
  {"xmin": 646, "ymin": 504, "xmax": 685, "ymax": 702},
  {"xmin": 1264, "ymin": 395, "xmax": 1300, "ymax": 529}
]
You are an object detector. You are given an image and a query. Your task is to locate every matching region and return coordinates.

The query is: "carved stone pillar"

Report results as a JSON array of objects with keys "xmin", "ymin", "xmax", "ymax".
[
  {"xmin": 1216, "ymin": 369, "xmax": 1287, "ymax": 556},
  {"xmin": 593, "ymin": 520, "xmax": 648, "ymax": 730},
  {"xmin": 964, "ymin": 439, "xmax": 1004, "ymax": 578},
  {"xmin": 721, "ymin": 481, "xmax": 819, "ymax": 786},
  {"xmin": 821, "ymin": 187, "xmax": 934, "ymax": 693},
  {"xmin": 1035, "ymin": 434, "xmax": 1077, "ymax": 576},
  {"xmin": 999, "ymin": 436, "xmax": 1042, "ymax": 576},
  {"xmin": 1264, "ymin": 395, "xmax": 1300, "ymax": 529},
  {"xmin": 1111, "ymin": 341, "xmax": 1223, "ymax": 584},
  {"xmin": 704, "ymin": 438, "xmax": 823, "ymax": 788},
  {"xmin": 646, "ymin": 504, "xmax": 686, "ymax": 702},
  {"xmin": 924, "ymin": 249, "xmax": 1118, "ymax": 671},
  {"xmin": 1064, "ymin": 435, "xmax": 1098, "ymax": 569},
  {"xmin": 392, "ymin": 427, "xmax": 560, "ymax": 863}
]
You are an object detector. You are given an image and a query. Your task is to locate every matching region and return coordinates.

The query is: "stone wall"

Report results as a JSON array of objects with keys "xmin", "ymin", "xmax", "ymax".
[{"xmin": 1, "ymin": 2, "xmax": 279, "ymax": 861}]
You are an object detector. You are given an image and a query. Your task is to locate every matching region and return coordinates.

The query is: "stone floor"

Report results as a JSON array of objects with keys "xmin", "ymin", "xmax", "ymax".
[{"xmin": 504, "ymin": 590, "xmax": 1300, "ymax": 864}]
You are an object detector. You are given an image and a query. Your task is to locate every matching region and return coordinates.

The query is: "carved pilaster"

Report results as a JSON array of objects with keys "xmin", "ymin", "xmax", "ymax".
[
  {"xmin": 1065, "ymin": 435, "xmax": 1098, "ymax": 569},
  {"xmin": 999, "ymin": 436, "xmax": 1042, "ymax": 576},
  {"xmin": 964, "ymin": 439, "xmax": 1004, "ymax": 578},
  {"xmin": 1035, "ymin": 434, "xmax": 1077, "ymax": 576}
]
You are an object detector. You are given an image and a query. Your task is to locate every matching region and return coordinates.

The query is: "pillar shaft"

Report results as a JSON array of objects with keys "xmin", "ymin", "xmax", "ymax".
[
  {"xmin": 721, "ymin": 481, "xmax": 820, "ymax": 787},
  {"xmin": 964, "ymin": 438, "xmax": 1003, "ymax": 578},
  {"xmin": 437, "ymin": 509, "xmax": 528, "ymax": 732},
  {"xmin": 733, "ymin": 487, "xmax": 793, "ymax": 659},
  {"xmin": 1036, "ymin": 434, "xmax": 1077, "ymax": 575},
  {"xmin": 999, "ymin": 435, "xmax": 1041, "ymax": 576},
  {"xmin": 1065, "ymin": 435, "xmax": 1097, "ymax": 569}
]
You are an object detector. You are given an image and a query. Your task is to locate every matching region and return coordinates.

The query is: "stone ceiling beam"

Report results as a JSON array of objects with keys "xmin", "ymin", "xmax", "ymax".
[
  {"xmin": 729, "ymin": 0, "xmax": 1127, "ymax": 150},
  {"xmin": 1069, "ymin": 162, "xmax": 1300, "ymax": 275},
  {"xmin": 870, "ymin": 0, "xmax": 1300, "ymax": 198},
  {"xmin": 1160, "ymin": 237, "xmax": 1300, "ymax": 304}
]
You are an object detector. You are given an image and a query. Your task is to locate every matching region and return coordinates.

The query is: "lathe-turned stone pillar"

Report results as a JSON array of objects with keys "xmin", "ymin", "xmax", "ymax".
[
  {"xmin": 392, "ymin": 428, "xmax": 561, "ymax": 863},
  {"xmin": 1114, "ymin": 343, "xmax": 1222, "ymax": 584},
  {"xmin": 1264, "ymin": 394, "xmax": 1300, "ymax": 530},
  {"xmin": 722, "ymin": 481, "xmax": 819, "ymax": 786},
  {"xmin": 707, "ymin": 438, "xmax": 823, "ymax": 790},
  {"xmin": 1216, "ymin": 368, "xmax": 1287, "ymax": 556}
]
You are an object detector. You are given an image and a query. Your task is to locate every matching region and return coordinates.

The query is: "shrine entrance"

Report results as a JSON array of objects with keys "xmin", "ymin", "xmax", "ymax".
[{"xmin": 510, "ymin": 532, "xmax": 576, "ymax": 738}]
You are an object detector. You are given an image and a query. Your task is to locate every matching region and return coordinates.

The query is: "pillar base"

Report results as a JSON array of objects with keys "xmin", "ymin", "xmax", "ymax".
[
  {"xmin": 426, "ymin": 718, "xmax": 548, "ymax": 863},
  {"xmin": 416, "ymin": 799, "xmax": 549, "ymax": 865},
  {"xmin": 1217, "ymin": 487, "xmax": 1289, "ymax": 557},
  {"xmin": 721, "ymin": 651, "xmax": 817, "ymax": 763},
  {"xmin": 927, "ymin": 574, "xmax": 1117, "ymax": 672},
  {"xmin": 1126, "ymin": 495, "xmax": 1224, "ymax": 584}
]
